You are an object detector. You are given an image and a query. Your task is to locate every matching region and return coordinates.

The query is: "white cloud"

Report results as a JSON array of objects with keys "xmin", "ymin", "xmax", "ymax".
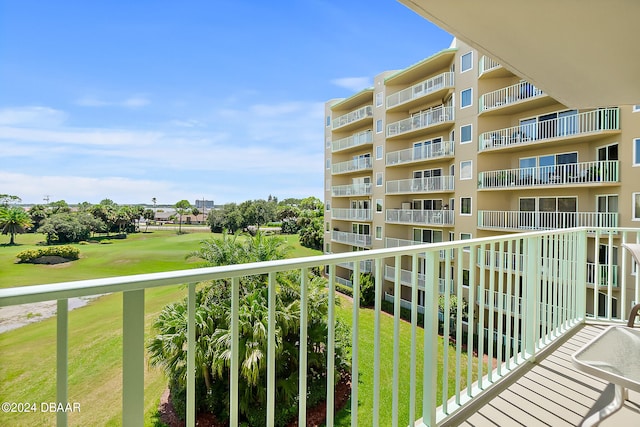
[
  {"xmin": 0, "ymin": 106, "xmax": 68, "ymax": 127},
  {"xmin": 0, "ymin": 126, "xmax": 162, "ymax": 146},
  {"xmin": 75, "ymin": 95, "xmax": 150, "ymax": 108},
  {"xmin": 330, "ymin": 76, "xmax": 372, "ymax": 92}
]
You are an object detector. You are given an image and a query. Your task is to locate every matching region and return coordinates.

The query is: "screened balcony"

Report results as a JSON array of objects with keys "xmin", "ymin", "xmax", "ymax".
[
  {"xmin": 478, "ymin": 160, "xmax": 620, "ymax": 190},
  {"xmin": 331, "ymin": 105, "xmax": 373, "ymax": 131},
  {"xmin": 386, "ymin": 176, "xmax": 455, "ymax": 194},
  {"xmin": 387, "ymin": 105, "xmax": 454, "ymax": 139},
  {"xmin": 386, "ymin": 140, "xmax": 454, "ymax": 166},
  {"xmin": 479, "ymin": 108, "xmax": 620, "ymax": 152},
  {"xmin": 2, "ymin": 227, "xmax": 639, "ymax": 426}
]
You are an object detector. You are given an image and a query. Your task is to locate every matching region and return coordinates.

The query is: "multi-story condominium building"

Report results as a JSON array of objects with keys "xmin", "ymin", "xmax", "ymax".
[{"xmin": 324, "ymin": 38, "xmax": 640, "ymax": 321}]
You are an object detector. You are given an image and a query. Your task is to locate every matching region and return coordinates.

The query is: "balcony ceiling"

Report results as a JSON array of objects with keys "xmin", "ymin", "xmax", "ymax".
[{"xmin": 400, "ymin": 0, "xmax": 640, "ymax": 108}]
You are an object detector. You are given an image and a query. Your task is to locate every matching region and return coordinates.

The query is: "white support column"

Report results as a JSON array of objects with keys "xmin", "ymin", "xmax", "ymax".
[
  {"xmin": 298, "ymin": 268, "xmax": 308, "ymax": 427},
  {"xmin": 372, "ymin": 259, "xmax": 382, "ymax": 426},
  {"xmin": 525, "ymin": 237, "xmax": 540, "ymax": 359},
  {"xmin": 392, "ymin": 255, "xmax": 401, "ymax": 427},
  {"xmin": 267, "ymin": 272, "xmax": 277, "ymax": 426},
  {"xmin": 326, "ymin": 265, "xmax": 336, "ymax": 427},
  {"xmin": 409, "ymin": 254, "xmax": 419, "ymax": 424},
  {"xmin": 351, "ymin": 263, "xmax": 360, "ymax": 427},
  {"xmin": 123, "ymin": 289, "xmax": 145, "ymax": 427},
  {"xmin": 230, "ymin": 277, "xmax": 239, "ymax": 426},
  {"xmin": 56, "ymin": 299, "xmax": 68, "ymax": 427},
  {"xmin": 422, "ymin": 251, "xmax": 438, "ymax": 426},
  {"xmin": 186, "ymin": 283, "xmax": 196, "ymax": 427}
]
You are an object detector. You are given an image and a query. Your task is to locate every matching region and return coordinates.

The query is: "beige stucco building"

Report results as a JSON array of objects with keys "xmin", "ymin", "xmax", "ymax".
[{"xmin": 324, "ymin": 38, "xmax": 640, "ymax": 318}]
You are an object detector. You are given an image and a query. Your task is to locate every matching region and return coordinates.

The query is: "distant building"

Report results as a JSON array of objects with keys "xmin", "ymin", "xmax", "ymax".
[{"xmin": 195, "ymin": 200, "xmax": 214, "ymax": 209}]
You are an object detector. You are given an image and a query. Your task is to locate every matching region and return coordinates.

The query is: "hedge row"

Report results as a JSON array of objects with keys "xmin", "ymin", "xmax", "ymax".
[{"xmin": 16, "ymin": 246, "xmax": 80, "ymax": 263}]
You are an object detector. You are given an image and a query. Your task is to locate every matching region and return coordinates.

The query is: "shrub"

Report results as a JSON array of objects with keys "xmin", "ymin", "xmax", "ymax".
[{"xmin": 16, "ymin": 245, "xmax": 80, "ymax": 263}]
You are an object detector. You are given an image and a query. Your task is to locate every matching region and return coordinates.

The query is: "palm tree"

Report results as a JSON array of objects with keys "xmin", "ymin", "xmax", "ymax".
[{"xmin": 0, "ymin": 207, "xmax": 33, "ymax": 245}]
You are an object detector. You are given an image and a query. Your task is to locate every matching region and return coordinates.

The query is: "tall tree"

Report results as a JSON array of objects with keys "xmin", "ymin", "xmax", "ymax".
[
  {"xmin": 0, "ymin": 207, "xmax": 33, "ymax": 245},
  {"xmin": 28, "ymin": 204, "xmax": 48, "ymax": 231},
  {"xmin": 174, "ymin": 199, "xmax": 191, "ymax": 234}
]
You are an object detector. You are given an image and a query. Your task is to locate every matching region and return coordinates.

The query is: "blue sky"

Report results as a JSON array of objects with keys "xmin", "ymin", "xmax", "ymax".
[{"xmin": 0, "ymin": 0, "xmax": 451, "ymax": 205}]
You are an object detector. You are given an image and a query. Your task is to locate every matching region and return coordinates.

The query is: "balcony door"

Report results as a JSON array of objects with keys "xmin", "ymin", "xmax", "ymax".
[
  {"xmin": 414, "ymin": 168, "xmax": 442, "ymax": 191},
  {"xmin": 557, "ymin": 110, "xmax": 578, "ymax": 136},
  {"xmin": 596, "ymin": 194, "xmax": 618, "ymax": 227},
  {"xmin": 519, "ymin": 197, "xmax": 577, "ymax": 229}
]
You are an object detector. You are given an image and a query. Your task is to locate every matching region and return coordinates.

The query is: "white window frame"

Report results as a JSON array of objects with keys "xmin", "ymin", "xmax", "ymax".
[
  {"xmin": 460, "ymin": 124, "xmax": 472, "ymax": 144},
  {"xmin": 634, "ymin": 138, "xmax": 640, "ymax": 166},
  {"xmin": 376, "ymin": 145, "xmax": 383, "ymax": 160},
  {"xmin": 376, "ymin": 172, "xmax": 383, "ymax": 187},
  {"xmin": 460, "ymin": 52, "xmax": 473, "ymax": 73},
  {"xmin": 375, "ymin": 92, "xmax": 383, "ymax": 107},
  {"xmin": 376, "ymin": 199, "xmax": 383, "ymax": 213},
  {"xmin": 460, "ymin": 232, "xmax": 472, "ymax": 251},
  {"xmin": 460, "ymin": 160, "xmax": 472, "ymax": 180},
  {"xmin": 326, "ymin": 115, "xmax": 331, "ymax": 127},
  {"xmin": 460, "ymin": 88, "xmax": 472, "ymax": 109},
  {"xmin": 633, "ymin": 193, "xmax": 640, "ymax": 221},
  {"xmin": 634, "ymin": 105, "xmax": 640, "ymax": 112},
  {"xmin": 460, "ymin": 197, "xmax": 472, "ymax": 216},
  {"xmin": 376, "ymin": 119, "xmax": 383, "ymax": 134},
  {"xmin": 326, "ymin": 159, "xmax": 331, "ymax": 169},
  {"xmin": 375, "ymin": 226, "xmax": 383, "ymax": 240}
]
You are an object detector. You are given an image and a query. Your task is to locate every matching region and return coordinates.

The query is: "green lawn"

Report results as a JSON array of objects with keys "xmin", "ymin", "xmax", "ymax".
[{"xmin": 0, "ymin": 230, "xmax": 477, "ymax": 426}]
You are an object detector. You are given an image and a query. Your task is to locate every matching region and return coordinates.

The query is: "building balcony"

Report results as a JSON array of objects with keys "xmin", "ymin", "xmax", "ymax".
[
  {"xmin": 384, "ymin": 265, "xmax": 453, "ymax": 294},
  {"xmin": 479, "ymin": 81, "xmax": 553, "ymax": 115},
  {"xmin": 331, "ymin": 130, "xmax": 373, "ymax": 153},
  {"xmin": 478, "ymin": 55, "xmax": 510, "ymax": 78},
  {"xmin": 386, "ymin": 105, "xmax": 454, "ymax": 139},
  {"xmin": 385, "ymin": 71, "xmax": 454, "ymax": 112},
  {"xmin": 330, "ymin": 208, "xmax": 372, "ymax": 221},
  {"xmin": 331, "ymin": 183, "xmax": 372, "ymax": 197},
  {"xmin": 384, "ymin": 237, "xmax": 449, "ymax": 259},
  {"xmin": 337, "ymin": 259, "xmax": 373, "ymax": 274},
  {"xmin": 478, "ymin": 160, "xmax": 619, "ymax": 190},
  {"xmin": 478, "ymin": 210, "xmax": 618, "ymax": 231},
  {"xmin": 331, "ymin": 104, "xmax": 373, "ymax": 131},
  {"xmin": 386, "ymin": 209, "xmax": 454, "ymax": 226},
  {"xmin": 479, "ymin": 108, "xmax": 620, "ymax": 152},
  {"xmin": 386, "ymin": 140, "xmax": 454, "ymax": 166},
  {"xmin": 386, "ymin": 176, "xmax": 455, "ymax": 194},
  {"xmin": 330, "ymin": 230, "xmax": 372, "ymax": 248},
  {"xmin": 331, "ymin": 157, "xmax": 372, "ymax": 175},
  {"xmin": 1, "ymin": 227, "xmax": 639, "ymax": 426}
]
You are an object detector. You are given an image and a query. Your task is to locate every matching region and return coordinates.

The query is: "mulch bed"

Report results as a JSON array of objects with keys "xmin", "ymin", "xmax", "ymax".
[{"xmin": 158, "ymin": 371, "xmax": 351, "ymax": 427}]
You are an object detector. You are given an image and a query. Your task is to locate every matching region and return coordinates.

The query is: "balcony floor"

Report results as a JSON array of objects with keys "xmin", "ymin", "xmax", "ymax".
[{"xmin": 458, "ymin": 324, "xmax": 640, "ymax": 426}]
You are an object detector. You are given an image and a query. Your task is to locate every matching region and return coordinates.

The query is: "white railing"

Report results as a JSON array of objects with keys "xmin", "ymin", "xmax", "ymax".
[
  {"xmin": 331, "ymin": 183, "xmax": 372, "ymax": 197},
  {"xmin": 478, "ymin": 160, "xmax": 619, "ymax": 189},
  {"xmin": 479, "ymin": 108, "xmax": 620, "ymax": 151},
  {"xmin": 331, "ymin": 208, "xmax": 373, "ymax": 221},
  {"xmin": 586, "ymin": 262, "xmax": 619, "ymax": 288},
  {"xmin": 335, "ymin": 276, "xmax": 353, "ymax": 288},
  {"xmin": 386, "ymin": 209, "xmax": 455, "ymax": 226},
  {"xmin": 331, "ymin": 230, "xmax": 372, "ymax": 247},
  {"xmin": 331, "ymin": 130, "xmax": 373, "ymax": 152},
  {"xmin": 3, "ymin": 228, "xmax": 639, "ymax": 426},
  {"xmin": 480, "ymin": 289, "xmax": 523, "ymax": 314},
  {"xmin": 386, "ymin": 140, "xmax": 454, "ymax": 165},
  {"xmin": 332, "ymin": 105, "xmax": 373, "ymax": 130},
  {"xmin": 478, "ymin": 210, "xmax": 618, "ymax": 230},
  {"xmin": 479, "ymin": 56, "xmax": 501, "ymax": 75},
  {"xmin": 384, "ymin": 238, "xmax": 449, "ymax": 259},
  {"xmin": 479, "ymin": 81, "xmax": 544, "ymax": 112},
  {"xmin": 331, "ymin": 157, "xmax": 373, "ymax": 175},
  {"xmin": 477, "ymin": 248, "xmax": 525, "ymax": 273},
  {"xmin": 387, "ymin": 105, "xmax": 454, "ymax": 138},
  {"xmin": 386, "ymin": 72, "xmax": 455, "ymax": 109},
  {"xmin": 337, "ymin": 260, "xmax": 373, "ymax": 274},
  {"xmin": 386, "ymin": 176, "xmax": 455, "ymax": 194}
]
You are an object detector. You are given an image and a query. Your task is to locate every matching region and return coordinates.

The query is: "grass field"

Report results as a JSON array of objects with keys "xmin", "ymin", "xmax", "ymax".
[{"xmin": 0, "ymin": 230, "xmax": 476, "ymax": 426}]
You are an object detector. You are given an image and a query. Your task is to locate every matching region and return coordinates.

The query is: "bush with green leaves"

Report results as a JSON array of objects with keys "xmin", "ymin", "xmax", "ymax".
[
  {"xmin": 149, "ymin": 232, "xmax": 350, "ymax": 425},
  {"xmin": 16, "ymin": 245, "xmax": 80, "ymax": 263}
]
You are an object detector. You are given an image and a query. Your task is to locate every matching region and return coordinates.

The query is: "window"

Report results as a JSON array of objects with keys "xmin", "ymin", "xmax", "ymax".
[
  {"xmin": 460, "ymin": 124, "xmax": 472, "ymax": 144},
  {"xmin": 376, "ymin": 199, "xmax": 383, "ymax": 213},
  {"xmin": 326, "ymin": 159, "xmax": 330, "ymax": 169},
  {"xmin": 461, "ymin": 233, "xmax": 472, "ymax": 251},
  {"xmin": 326, "ymin": 116, "xmax": 331, "ymax": 127},
  {"xmin": 376, "ymin": 172, "xmax": 383, "ymax": 186},
  {"xmin": 460, "ymin": 88, "xmax": 472, "ymax": 108},
  {"xmin": 376, "ymin": 119, "xmax": 383, "ymax": 133},
  {"xmin": 375, "ymin": 92, "xmax": 383, "ymax": 107},
  {"xmin": 325, "ymin": 179, "xmax": 331, "ymax": 191},
  {"xmin": 376, "ymin": 145, "xmax": 383, "ymax": 160},
  {"xmin": 460, "ymin": 160, "xmax": 472, "ymax": 180},
  {"xmin": 326, "ymin": 222, "xmax": 330, "ymax": 232},
  {"xmin": 413, "ymin": 228, "xmax": 443, "ymax": 243},
  {"xmin": 325, "ymin": 202, "xmax": 330, "ymax": 211},
  {"xmin": 461, "ymin": 197, "xmax": 472, "ymax": 215},
  {"xmin": 462, "ymin": 269, "xmax": 470, "ymax": 287},
  {"xmin": 326, "ymin": 137, "xmax": 331, "ymax": 149},
  {"xmin": 375, "ymin": 226, "xmax": 382, "ymax": 240},
  {"xmin": 325, "ymin": 243, "xmax": 331, "ymax": 253},
  {"xmin": 634, "ymin": 193, "xmax": 640, "ymax": 221},
  {"xmin": 634, "ymin": 139, "xmax": 640, "ymax": 166},
  {"xmin": 634, "ymin": 105, "xmax": 640, "ymax": 112},
  {"xmin": 461, "ymin": 52, "xmax": 473, "ymax": 73}
]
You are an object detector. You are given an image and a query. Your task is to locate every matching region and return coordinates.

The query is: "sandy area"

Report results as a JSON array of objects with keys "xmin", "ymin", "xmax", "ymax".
[{"xmin": 0, "ymin": 295, "xmax": 103, "ymax": 333}]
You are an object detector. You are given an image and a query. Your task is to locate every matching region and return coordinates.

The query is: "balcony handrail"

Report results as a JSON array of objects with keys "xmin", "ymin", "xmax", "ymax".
[
  {"xmin": 3, "ymin": 227, "xmax": 639, "ymax": 426},
  {"xmin": 478, "ymin": 160, "xmax": 619, "ymax": 189},
  {"xmin": 386, "ymin": 140, "xmax": 454, "ymax": 165},
  {"xmin": 478, "ymin": 210, "xmax": 618, "ymax": 230},
  {"xmin": 386, "ymin": 72, "xmax": 454, "ymax": 109},
  {"xmin": 479, "ymin": 81, "xmax": 544, "ymax": 112},
  {"xmin": 330, "ymin": 208, "xmax": 373, "ymax": 221},
  {"xmin": 331, "ymin": 130, "xmax": 373, "ymax": 153},
  {"xmin": 330, "ymin": 230, "xmax": 372, "ymax": 247},
  {"xmin": 332, "ymin": 105, "xmax": 373, "ymax": 130},
  {"xmin": 331, "ymin": 157, "xmax": 373, "ymax": 174},
  {"xmin": 331, "ymin": 183, "xmax": 372, "ymax": 197},
  {"xmin": 384, "ymin": 265, "xmax": 454, "ymax": 294},
  {"xmin": 479, "ymin": 108, "xmax": 620, "ymax": 151},
  {"xmin": 478, "ymin": 56, "xmax": 501, "ymax": 75},
  {"xmin": 387, "ymin": 105, "xmax": 454, "ymax": 138},
  {"xmin": 386, "ymin": 175, "xmax": 455, "ymax": 194},
  {"xmin": 386, "ymin": 208, "xmax": 455, "ymax": 226}
]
